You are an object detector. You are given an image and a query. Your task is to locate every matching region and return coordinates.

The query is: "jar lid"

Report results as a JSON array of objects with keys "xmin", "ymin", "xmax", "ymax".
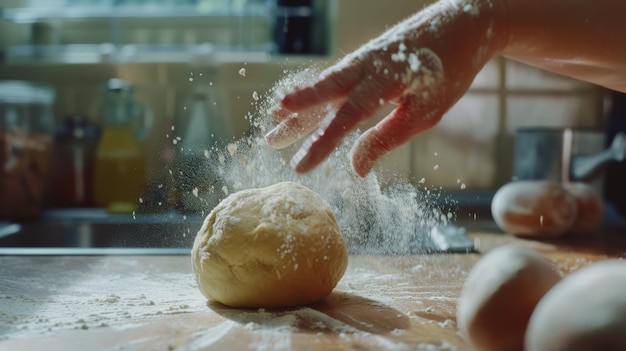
[{"xmin": 102, "ymin": 78, "xmax": 133, "ymax": 93}]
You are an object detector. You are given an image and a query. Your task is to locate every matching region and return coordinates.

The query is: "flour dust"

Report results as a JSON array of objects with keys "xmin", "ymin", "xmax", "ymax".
[{"xmin": 178, "ymin": 67, "xmax": 455, "ymax": 254}]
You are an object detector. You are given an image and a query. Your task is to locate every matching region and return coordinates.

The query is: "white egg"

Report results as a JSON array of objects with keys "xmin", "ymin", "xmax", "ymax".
[
  {"xmin": 525, "ymin": 260, "xmax": 626, "ymax": 351},
  {"xmin": 562, "ymin": 182, "xmax": 605, "ymax": 235},
  {"xmin": 457, "ymin": 245, "xmax": 561, "ymax": 351},
  {"xmin": 491, "ymin": 181, "xmax": 577, "ymax": 237}
]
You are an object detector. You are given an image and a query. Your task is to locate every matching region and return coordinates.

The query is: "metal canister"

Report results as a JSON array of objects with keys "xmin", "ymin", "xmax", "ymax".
[{"xmin": 513, "ymin": 127, "xmax": 625, "ymax": 195}]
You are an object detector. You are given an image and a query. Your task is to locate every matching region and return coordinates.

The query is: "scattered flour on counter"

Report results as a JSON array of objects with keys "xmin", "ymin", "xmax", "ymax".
[
  {"xmin": 186, "ymin": 306, "xmax": 460, "ymax": 351},
  {"xmin": 184, "ymin": 321, "xmax": 237, "ymax": 350},
  {"xmin": 0, "ymin": 257, "xmax": 204, "ymax": 340},
  {"xmin": 1, "ymin": 256, "xmax": 465, "ymax": 350},
  {"xmin": 438, "ymin": 319, "xmax": 456, "ymax": 329},
  {"xmin": 337, "ymin": 266, "xmax": 462, "ymax": 309}
]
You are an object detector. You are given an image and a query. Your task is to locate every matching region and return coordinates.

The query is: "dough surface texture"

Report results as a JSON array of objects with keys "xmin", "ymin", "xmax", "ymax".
[{"xmin": 192, "ymin": 181, "xmax": 348, "ymax": 308}]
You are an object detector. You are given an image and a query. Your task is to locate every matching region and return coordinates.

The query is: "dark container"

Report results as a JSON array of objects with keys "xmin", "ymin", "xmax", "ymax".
[{"xmin": 273, "ymin": 0, "xmax": 315, "ymax": 54}]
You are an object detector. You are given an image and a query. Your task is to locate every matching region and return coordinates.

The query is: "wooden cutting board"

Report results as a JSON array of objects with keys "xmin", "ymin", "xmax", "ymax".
[{"xmin": 1, "ymin": 232, "xmax": 625, "ymax": 351}]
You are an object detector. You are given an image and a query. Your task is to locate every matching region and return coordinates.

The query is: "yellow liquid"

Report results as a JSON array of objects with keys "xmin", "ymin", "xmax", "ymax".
[{"xmin": 93, "ymin": 126, "xmax": 146, "ymax": 211}]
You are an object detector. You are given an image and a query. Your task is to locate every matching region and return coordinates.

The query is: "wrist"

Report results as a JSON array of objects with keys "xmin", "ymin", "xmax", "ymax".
[
  {"xmin": 455, "ymin": 0, "xmax": 510, "ymax": 64},
  {"xmin": 482, "ymin": 0, "xmax": 510, "ymax": 58},
  {"xmin": 430, "ymin": 0, "xmax": 510, "ymax": 82}
]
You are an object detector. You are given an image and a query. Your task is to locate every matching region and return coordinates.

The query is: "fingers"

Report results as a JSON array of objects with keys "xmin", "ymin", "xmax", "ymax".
[
  {"xmin": 267, "ymin": 62, "xmax": 361, "ymax": 143},
  {"xmin": 290, "ymin": 81, "xmax": 388, "ymax": 173},
  {"xmin": 281, "ymin": 64, "xmax": 362, "ymax": 112},
  {"xmin": 265, "ymin": 99, "xmax": 345, "ymax": 149},
  {"xmin": 264, "ymin": 110, "xmax": 326, "ymax": 149},
  {"xmin": 268, "ymin": 104, "xmax": 293, "ymax": 122},
  {"xmin": 350, "ymin": 98, "xmax": 443, "ymax": 177},
  {"xmin": 268, "ymin": 65, "xmax": 358, "ymax": 123}
]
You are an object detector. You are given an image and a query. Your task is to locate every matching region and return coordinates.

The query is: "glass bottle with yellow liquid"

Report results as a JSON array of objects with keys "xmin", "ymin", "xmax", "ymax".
[{"xmin": 93, "ymin": 79, "xmax": 151, "ymax": 213}]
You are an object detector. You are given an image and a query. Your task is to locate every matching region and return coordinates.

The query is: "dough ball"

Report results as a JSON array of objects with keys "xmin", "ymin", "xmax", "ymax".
[
  {"xmin": 562, "ymin": 182, "xmax": 604, "ymax": 235},
  {"xmin": 191, "ymin": 181, "xmax": 348, "ymax": 309},
  {"xmin": 491, "ymin": 181, "xmax": 577, "ymax": 238},
  {"xmin": 457, "ymin": 245, "xmax": 561, "ymax": 351},
  {"xmin": 525, "ymin": 260, "xmax": 626, "ymax": 351}
]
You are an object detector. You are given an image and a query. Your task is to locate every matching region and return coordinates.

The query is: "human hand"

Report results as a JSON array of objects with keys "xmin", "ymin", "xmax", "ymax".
[{"xmin": 265, "ymin": 0, "xmax": 507, "ymax": 176}]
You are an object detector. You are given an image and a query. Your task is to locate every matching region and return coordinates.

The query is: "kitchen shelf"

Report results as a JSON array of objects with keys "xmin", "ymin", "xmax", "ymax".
[
  {"xmin": 0, "ymin": 4, "xmax": 312, "ymax": 23},
  {"xmin": 3, "ymin": 43, "xmax": 276, "ymax": 64},
  {"xmin": 1, "ymin": 0, "xmax": 330, "ymax": 65},
  {"xmin": 1, "ymin": 4, "xmax": 259, "ymax": 22},
  {"xmin": 0, "ymin": 2, "xmax": 325, "ymax": 64}
]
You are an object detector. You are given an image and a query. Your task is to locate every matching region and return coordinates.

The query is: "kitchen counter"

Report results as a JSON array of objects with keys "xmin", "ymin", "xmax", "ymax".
[{"xmin": 1, "ymin": 232, "xmax": 626, "ymax": 351}]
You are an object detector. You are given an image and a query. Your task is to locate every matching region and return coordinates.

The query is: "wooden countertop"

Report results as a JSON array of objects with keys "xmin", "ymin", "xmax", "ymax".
[{"xmin": 1, "ymin": 232, "xmax": 625, "ymax": 351}]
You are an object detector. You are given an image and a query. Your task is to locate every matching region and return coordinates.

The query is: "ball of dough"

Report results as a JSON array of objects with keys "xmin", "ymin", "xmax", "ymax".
[
  {"xmin": 525, "ymin": 260, "xmax": 626, "ymax": 351},
  {"xmin": 191, "ymin": 181, "xmax": 348, "ymax": 309},
  {"xmin": 457, "ymin": 245, "xmax": 561, "ymax": 351}
]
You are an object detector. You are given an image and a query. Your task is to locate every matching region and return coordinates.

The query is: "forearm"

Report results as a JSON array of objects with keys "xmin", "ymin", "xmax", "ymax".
[
  {"xmin": 265, "ymin": 0, "xmax": 626, "ymax": 175},
  {"xmin": 501, "ymin": 0, "xmax": 626, "ymax": 91}
]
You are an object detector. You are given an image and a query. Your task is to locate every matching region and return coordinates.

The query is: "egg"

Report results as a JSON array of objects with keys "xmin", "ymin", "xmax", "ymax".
[
  {"xmin": 457, "ymin": 245, "xmax": 561, "ymax": 351},
  {"xmin": 562, "ymin": 182, "xmax": 605, "ymax": 235},
  {"xmin": 491, "ymin": 181, "xmax": 577, "ymax": 238},
  {"xmin": 525, "ymin": 260, "xmax": 626, "ymax": 351}
]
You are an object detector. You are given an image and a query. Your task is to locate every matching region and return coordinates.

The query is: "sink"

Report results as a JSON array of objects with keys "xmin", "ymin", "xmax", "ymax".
[
  {"xmin": 0, "ymin": 209, "xmax": 202, "ymax": 255},
  {"xmin": 0, "ymin": 222, "xmax": 199, "ymax": 248}
]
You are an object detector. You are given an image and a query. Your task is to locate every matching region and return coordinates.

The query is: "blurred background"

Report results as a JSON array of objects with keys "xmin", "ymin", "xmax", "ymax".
[{"xmin": 0, "ymin": 0, "xmax": 621, "ymax": 222}]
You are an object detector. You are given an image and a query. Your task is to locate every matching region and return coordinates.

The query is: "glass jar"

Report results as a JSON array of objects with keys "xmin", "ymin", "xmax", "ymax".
[
  {"xmin": 175, "ymin": 85, "xmax": 232, "ymax": 214},
  {"xmin": 0, "ymin": 81, "xmax": 56, "ymax": 221},
  {"xmin": 93, "ymin": 78, "xmax": 152, "ymax": 213}
]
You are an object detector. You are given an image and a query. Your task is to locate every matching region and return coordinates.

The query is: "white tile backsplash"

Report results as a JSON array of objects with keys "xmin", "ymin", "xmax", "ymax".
[{"xmin": 506, "ymin": 94, "xmax": 602, "ymax": 134}]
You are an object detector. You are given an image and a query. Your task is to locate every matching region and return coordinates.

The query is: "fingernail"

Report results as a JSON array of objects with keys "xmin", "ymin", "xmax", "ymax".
[
  {"xmin": 264, "ymin": 130, "xmax": 287, "ymax": 150},
  {"xmin": 351, "ymin": 155, "xmax": 373, "ymax": 178},
  {"xmin": 350, "ymin": 142, "xmax": 373, "ymax": 178},
  {"xmin": 264, "ymin": 128, "xmax": 276, "ymax": 143},
  {"xmin": 352, "ymin": 161, "xmax": 372, "ymax": 178},
  {"xmin": 265, "ymin": 126, "xmax": 297, "ymax": 150}
]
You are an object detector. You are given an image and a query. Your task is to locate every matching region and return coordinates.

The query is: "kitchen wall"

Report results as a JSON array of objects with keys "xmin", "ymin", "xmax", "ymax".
[{"xmin": 0, "ymin": 0, "xmax": 606, "ymax": 201}]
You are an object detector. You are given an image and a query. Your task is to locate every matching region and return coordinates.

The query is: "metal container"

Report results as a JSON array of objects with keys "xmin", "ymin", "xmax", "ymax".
[{"xmin": 514, "ymin": 127, "xmax": 625, "ymax": 194}]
